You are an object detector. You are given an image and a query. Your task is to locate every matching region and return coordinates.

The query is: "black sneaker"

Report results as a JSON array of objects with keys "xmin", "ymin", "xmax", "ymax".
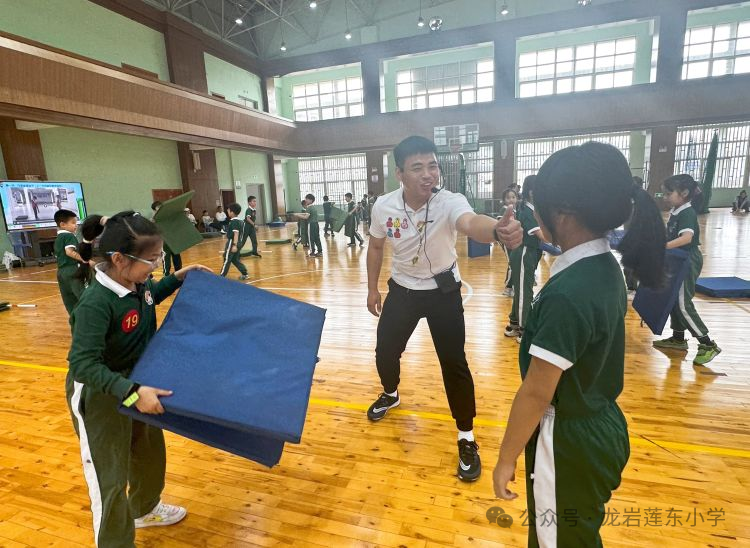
[
  {"xmin": 366, "ymin": 393, "xmax": 400, "ymax": 421},
  {"xmin": 457, "ymin": 439, "xmax": 481, "ymax": 482}
]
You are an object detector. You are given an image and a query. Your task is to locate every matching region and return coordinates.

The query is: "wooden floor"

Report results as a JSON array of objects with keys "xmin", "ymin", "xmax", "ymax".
[{"xmin": 0, "ymin": 211, "xmax": 748, "ymax": 547}]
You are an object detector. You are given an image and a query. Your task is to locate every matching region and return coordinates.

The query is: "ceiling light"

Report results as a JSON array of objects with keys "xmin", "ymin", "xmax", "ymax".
[
  {"xmin": 280, "ymin": 41, "xmax": 287, "ymax": 51},
  {"xmin": 577, "ymin": 0, "xmax": 592, "ymax": 6},
  {"xmin": 500, "ymin": 4, "xmax": 509, "ymax": 15},
  {"xmin": 235, "ymin": 17, "xmax": 243, "ymax": 24},
  {"xmin": 344, "ymin": 29, "xmax": 352, "ymax": 40},
  {"xmin": 428, "ymin": 16, "xmax": 442, "ymax": 31},
  {"xmin": 309, "ymin": 1, "xmax": 317, "ymax": 8},
  {"xmin": 417, "ymin": 16, "xmax": 425, "ymax": 27}
]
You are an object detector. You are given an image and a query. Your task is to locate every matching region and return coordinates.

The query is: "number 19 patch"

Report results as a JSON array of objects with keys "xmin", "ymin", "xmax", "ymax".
[{"xmin": 122, "ymin": 310, "xmax": 140, "ymax": 333}]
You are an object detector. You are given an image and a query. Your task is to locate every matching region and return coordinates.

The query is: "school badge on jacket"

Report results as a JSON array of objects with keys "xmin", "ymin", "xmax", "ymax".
[{"xmin": 145, "ymin": 290, "xmax": 154, "ymax": 305}]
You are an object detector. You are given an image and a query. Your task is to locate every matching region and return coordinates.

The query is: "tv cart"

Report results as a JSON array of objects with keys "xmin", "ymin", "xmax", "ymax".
[{"xmin": 9, "ymin": 229, "xmax": 58, "ymax": 267}]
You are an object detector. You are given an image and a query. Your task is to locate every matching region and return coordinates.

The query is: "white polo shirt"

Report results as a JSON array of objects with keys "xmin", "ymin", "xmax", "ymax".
[{"xmin": 370, "ymin": 188, "xmax": 474, "ymax": 290}]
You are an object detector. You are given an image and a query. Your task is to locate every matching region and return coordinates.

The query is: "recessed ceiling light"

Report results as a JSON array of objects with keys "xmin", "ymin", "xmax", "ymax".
[{"xmin": 309, "ymin": 1, "xmax": 317, "ymax": 8}]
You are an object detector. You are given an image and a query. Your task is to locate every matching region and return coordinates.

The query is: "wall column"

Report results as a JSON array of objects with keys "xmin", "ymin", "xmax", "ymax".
[
  {"xmin": 0, "ymin": 118, "xmax": 48, "ymax": 180},
  {"xmin": 647, "ymin": 125, "xmax": 678, "ymax": 195}
]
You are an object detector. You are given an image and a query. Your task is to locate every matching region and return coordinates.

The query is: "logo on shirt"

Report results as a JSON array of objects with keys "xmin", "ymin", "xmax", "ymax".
[
  {"xmin": 144, "ymin": 290, "xmax": 154, "ymax": 306},
  {"xmin": 386, "ymin": 217, "xmax": 406, "ymax": 238},
  {"xmin": 122, "ymin": 310, "xmax": 140, "ymax": 333}
]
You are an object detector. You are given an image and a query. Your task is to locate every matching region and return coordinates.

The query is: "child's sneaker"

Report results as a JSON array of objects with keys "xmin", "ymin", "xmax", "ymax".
[
  {"xmin": 653, "ymin": 337, "xmax": 688, "ymax": 351},
  {"xmin": 367, "ymin": 392, "xmax": 400, "ymax": 421},
  {"xmin": 239, "ymin": 274, "xmax": 249, "ymax": 280},
  {"xmin": 694, "ymin": 343, "xmax": 721, "ymax": 365},
  {"xmin": 502, "ymin": 287, "xmax": 514, "ymax": 297},
  {"xmin": 134, "ymin": 502, "xmax": 187, "ymax": 529},
  {"xmin": 516, "ymin": 329, "xmax": 524, "ymax": 344},
  {"xmin": 504, "ymin": 324, "xmax": 520, "ymax": 338}
]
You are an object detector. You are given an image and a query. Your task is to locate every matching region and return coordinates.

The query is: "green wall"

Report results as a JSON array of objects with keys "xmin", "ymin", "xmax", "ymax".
[
  {"xmin": 215, "ymin": 149, "xmax": 273, "ymax": 222},
  {"xmin": 0, "ymin": 0, "xmax": 169, "ymax": 80},
  {"xmin": 516, "ymin": 19, "xmax": 655, "ymax": 95},
  {"xmin": 0, "ymin": 146, "xmax": 8, "ymax": 255},
  {"xmin": 204, "ymin": 53, "xmax": 263, "ymax": 108},
  {"xmin": 381, "ymin": 44, "xmax": 494, "ymax": 112},
  {"xmin": 275, "ymin": 64, "xmax": 362, "ymax": 120},
  {"xmin": 687, "ymin": 4, "xmax": 750, "ymax": 28},
  {"xmin": 282, "ymin": 159, "xmax": 302, "ymax": 211},
  {"xmin": 39, "ymin": 127, "xmax": 182, "ymax": 217}
]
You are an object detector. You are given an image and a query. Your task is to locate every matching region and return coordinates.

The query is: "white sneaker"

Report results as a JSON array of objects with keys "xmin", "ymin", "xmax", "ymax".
[{"xmin": 134, "ymin": 502, "xmax": 187, "ymax": 529}]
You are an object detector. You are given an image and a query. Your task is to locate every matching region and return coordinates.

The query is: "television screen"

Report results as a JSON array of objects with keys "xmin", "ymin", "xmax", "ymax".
[{"xmin": 0, "ymin": 181, "xmax": 87, "ymax": 231}]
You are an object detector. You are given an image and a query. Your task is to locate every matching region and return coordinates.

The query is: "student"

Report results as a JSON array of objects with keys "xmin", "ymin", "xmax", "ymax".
[
  {"xmin": 184, "ymin": 208, "xmax": 197, "ymax": 225},
  {"xmin": 493, "ymin": 141, "xmax": 666, "ymax": 547},
  {"xmin": 361, "ymin": 194, "xmax": 371, "ymax": 233},
  {"xmin": 344, "ymin": 192, "xmax": 364, "ymax": 247},
  {"xmin": 240, "ymin": 196, "xmax": 262, "ymax": 258},
  {"xmin": 73, "ymin": 215, "xmax": 109, "ymax": 288},
  {"xmin": 53, "ymin": 209, "xmax": 87, "ymax": 315},
  {"xmin": 293, "ymin": 199, "xmax": 310, "ymax": 250},
  {"xmin": 505, "ymin": 176, "xmax": 548, "ymax": 342},
  {"xmin": 67, "ymin": 211, "xmax": 210, "ymax": 547},
  {"xmin": 220, "ymin": 203, "xmax": 249, "ymax": 280},
  {"xmin": 499, "ymin": 188, "xmax": 519, "ymax": 298},
  {"xmin": 732, "ymin": 189, "xmax": 749, "ymax": 213},
  {"xmin": 302, "ymin": 193, "xmax": 323, "ymax": 257},
  {"xmin": 150, "ymin": 201, "xmax": 183, "ymax": 276},
  {"xmin": 323, "ymin": 195, "xmax": 335, "ymax": 237},
  {"xmin": 653, "ymin": 174, "xmax": 721, "ymax": 365}
]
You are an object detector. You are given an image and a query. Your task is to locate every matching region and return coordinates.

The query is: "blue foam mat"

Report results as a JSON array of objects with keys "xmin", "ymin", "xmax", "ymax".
[
  {"xmin": 120, "ymin": 270, "xmax": 326, "ymax": 466},
  {"xmin": 696, "ymin": 277, "xmax": 750, "ymax": 298},
  {"xmin": 468, "ymin": 238, "xmax": 490, "ymax": 258},
  {"xmin": 633, "ymin": 249, "xmax": 689, "ymax": 335}
]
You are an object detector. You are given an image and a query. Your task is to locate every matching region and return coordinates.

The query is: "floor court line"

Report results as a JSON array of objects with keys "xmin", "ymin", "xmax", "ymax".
[{"xmin": 0, "ymin": 358, "xmax": 747, "ymax": 460}]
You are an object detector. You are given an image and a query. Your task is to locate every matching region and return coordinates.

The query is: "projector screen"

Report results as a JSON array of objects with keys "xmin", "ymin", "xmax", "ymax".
[{"xmin": 0, "ymin": 181, "xmax": 87, "ymax": 232}]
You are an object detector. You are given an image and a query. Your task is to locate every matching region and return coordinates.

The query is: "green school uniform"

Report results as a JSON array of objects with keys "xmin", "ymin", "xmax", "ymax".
[
  {"xmin": 240, "ymin": 206, "xmax": 259, "ymax": 256},
  {"xmin": 509, "ymin": 202, "xmax": 543, "ymax": 328},
  {"xmin": 307, "ymin": 204, "xmax": 322, "ymax": 253},
  {"xmin": 298, "ymin": 206, "xmax": 309, "ymax": 246},
  {"xmin": 666, "ymin": 203, "xmax": 707, "ymax": 337},
  {"xmin": 519, "ymin": 238, "xmax": 630, "ymax": 548},
  {"xmin": 345, "ymin": 201, "xmax": 363, "ymax": 244},
  {"xmin": 221, "ymin": 217, "xmax": 247, "ymax": 277},
  {"xmin": 66, "ymin": 267, "xmax": 182, "ymax": 547},
  {"xmin": 54, "ymin": 230, "xmax": 84, "ymax": 315}
]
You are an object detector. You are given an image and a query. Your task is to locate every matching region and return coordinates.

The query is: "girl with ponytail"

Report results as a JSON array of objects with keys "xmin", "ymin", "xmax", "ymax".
[
  {"xmin": 66, "ymin": 211, "xmax": 210, "ymax": 546},
  {"xmin": 653, "ymin": 174, "xmax": 720, "ymax": 365},
  {"xmin": 492, "ymin": 142, "xmax": 665, "ymax": 547}
]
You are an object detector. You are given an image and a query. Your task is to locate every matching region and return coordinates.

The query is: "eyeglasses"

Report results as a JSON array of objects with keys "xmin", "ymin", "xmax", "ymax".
[{"xmin": 114, "ymin": 252, "xmax": 163, "ymax": 269}]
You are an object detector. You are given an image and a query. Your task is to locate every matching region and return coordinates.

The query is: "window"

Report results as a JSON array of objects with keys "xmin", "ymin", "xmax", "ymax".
[
  {"xmin": 395, "ymin": 59, "xmax": 493, "ymax": 111},
  {"xmin": 292, "ymin": 77, "xmax": 363, "ymax": 121},
  {"xmin": 518, "ymin": 37, "xmax": 636, "ymax": 98},
  {"xmin": 516, "ymin": 132, "xmax": 631, "ymax": 183},
  {"xmin": 682, "ymin": 21, "xmax": 750, "ymax": 79},
  {"xmin": 298, "ymin": 154, "xmax": 368, "ymax": 205},
  {"xmin": 675, "ymin": 122, "xmax": 750, "ymax": 189},
  {"xmin": 463, "ymin": 143, "xmax": 495, "ymax": 200}
]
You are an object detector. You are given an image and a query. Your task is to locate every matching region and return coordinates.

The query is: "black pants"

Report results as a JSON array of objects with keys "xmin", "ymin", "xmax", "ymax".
[
  {"xmin": 324, "ymin": 218, "xmax": 334, "ymax": 234},
  {"xmin": 375, "ymin": 279, "xmax": 475, "ymax": 431}
]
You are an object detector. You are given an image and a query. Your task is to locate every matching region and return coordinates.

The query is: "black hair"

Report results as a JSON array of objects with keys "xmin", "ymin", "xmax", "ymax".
[
  {"xmin": 323, "ymin": 195, "xmax": 329, "ymax": 201},
  {"xmin": 73, "ymin": 214, "xmax": 106, "ymax": 283},
  {"xmin": 99, "ymin": 212, "xmax": 161, "ymax": 260},
  {"xmin": 54, "ymin": 209, "xmax": 77, "ymax": 226},
  {"xmin": 151, "ymin": 201, "xmax": 162, "ymax": 211},
  {"xmin": 535, "ymin": 141, "xmax": 665, "ymax": 288},
  {"xmin": 502, "ymin": 188, "xmax": 518, "ymax": 203},
  {"xmin": 521, "ymin": 175, "xmax": 536, "ymax": 202},
  {"xmin": 248, "ymin": 195, "xmax": 256, "ymax": 202},
  {"xmin": 345, "ymin": 192, "xmax": 353, "ymax": 199},
  {"xmin": 305, "ymin": 193, "xmax": 316, "ymax": 202},
  {"xmin": 227, "ymin": 203, "xmax": 242, "ymax": 215},
  {"xmin": 663, "ymin": 174, "xmax": 704, "ymax": 212},
  {"xmin": 393, "ymin": 135, "xmax": 438, "ymax": 169}
]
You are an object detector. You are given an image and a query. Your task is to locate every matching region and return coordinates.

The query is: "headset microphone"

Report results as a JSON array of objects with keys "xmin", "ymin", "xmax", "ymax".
[{"xmin": 432, "ymin": 163, "xmax": 445, "ymax": 194}]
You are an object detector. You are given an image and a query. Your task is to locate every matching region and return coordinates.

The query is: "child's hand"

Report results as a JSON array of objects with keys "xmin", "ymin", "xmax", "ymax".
[
  {"xmin": 135, "ymin": 386, "xmax": 173, "ymax": 414},
  {"xmin": 88, "ymin": 260, "xmax": 97, "ymax": 268},
  {"xmin": 174, "ymin": 264, "xmax": 212, "ymax": 280},
  {"xmin": 493, "ymin": 456, "xmax": 519, "ymax": 500}
]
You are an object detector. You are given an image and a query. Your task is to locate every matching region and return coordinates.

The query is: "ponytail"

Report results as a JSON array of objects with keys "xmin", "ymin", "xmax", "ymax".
[
  {"xmin": 618, "ymin": 187, "xmax": 666, "ymax": 288},
  {"xmin": 73, "ymin": 215, "xmax": 107, "ymax": 284}
]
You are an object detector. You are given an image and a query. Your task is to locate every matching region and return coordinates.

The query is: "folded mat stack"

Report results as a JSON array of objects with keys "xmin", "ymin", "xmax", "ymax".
[{"xmin": 121, "ymin": 270, "xmax": 326, "ymax": 467}]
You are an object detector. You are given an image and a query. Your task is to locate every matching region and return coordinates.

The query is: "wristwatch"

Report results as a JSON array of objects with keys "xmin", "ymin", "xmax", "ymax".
[{"xmin": 122, "ymin": 383, "xmax": 141, "ymax": 408}]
